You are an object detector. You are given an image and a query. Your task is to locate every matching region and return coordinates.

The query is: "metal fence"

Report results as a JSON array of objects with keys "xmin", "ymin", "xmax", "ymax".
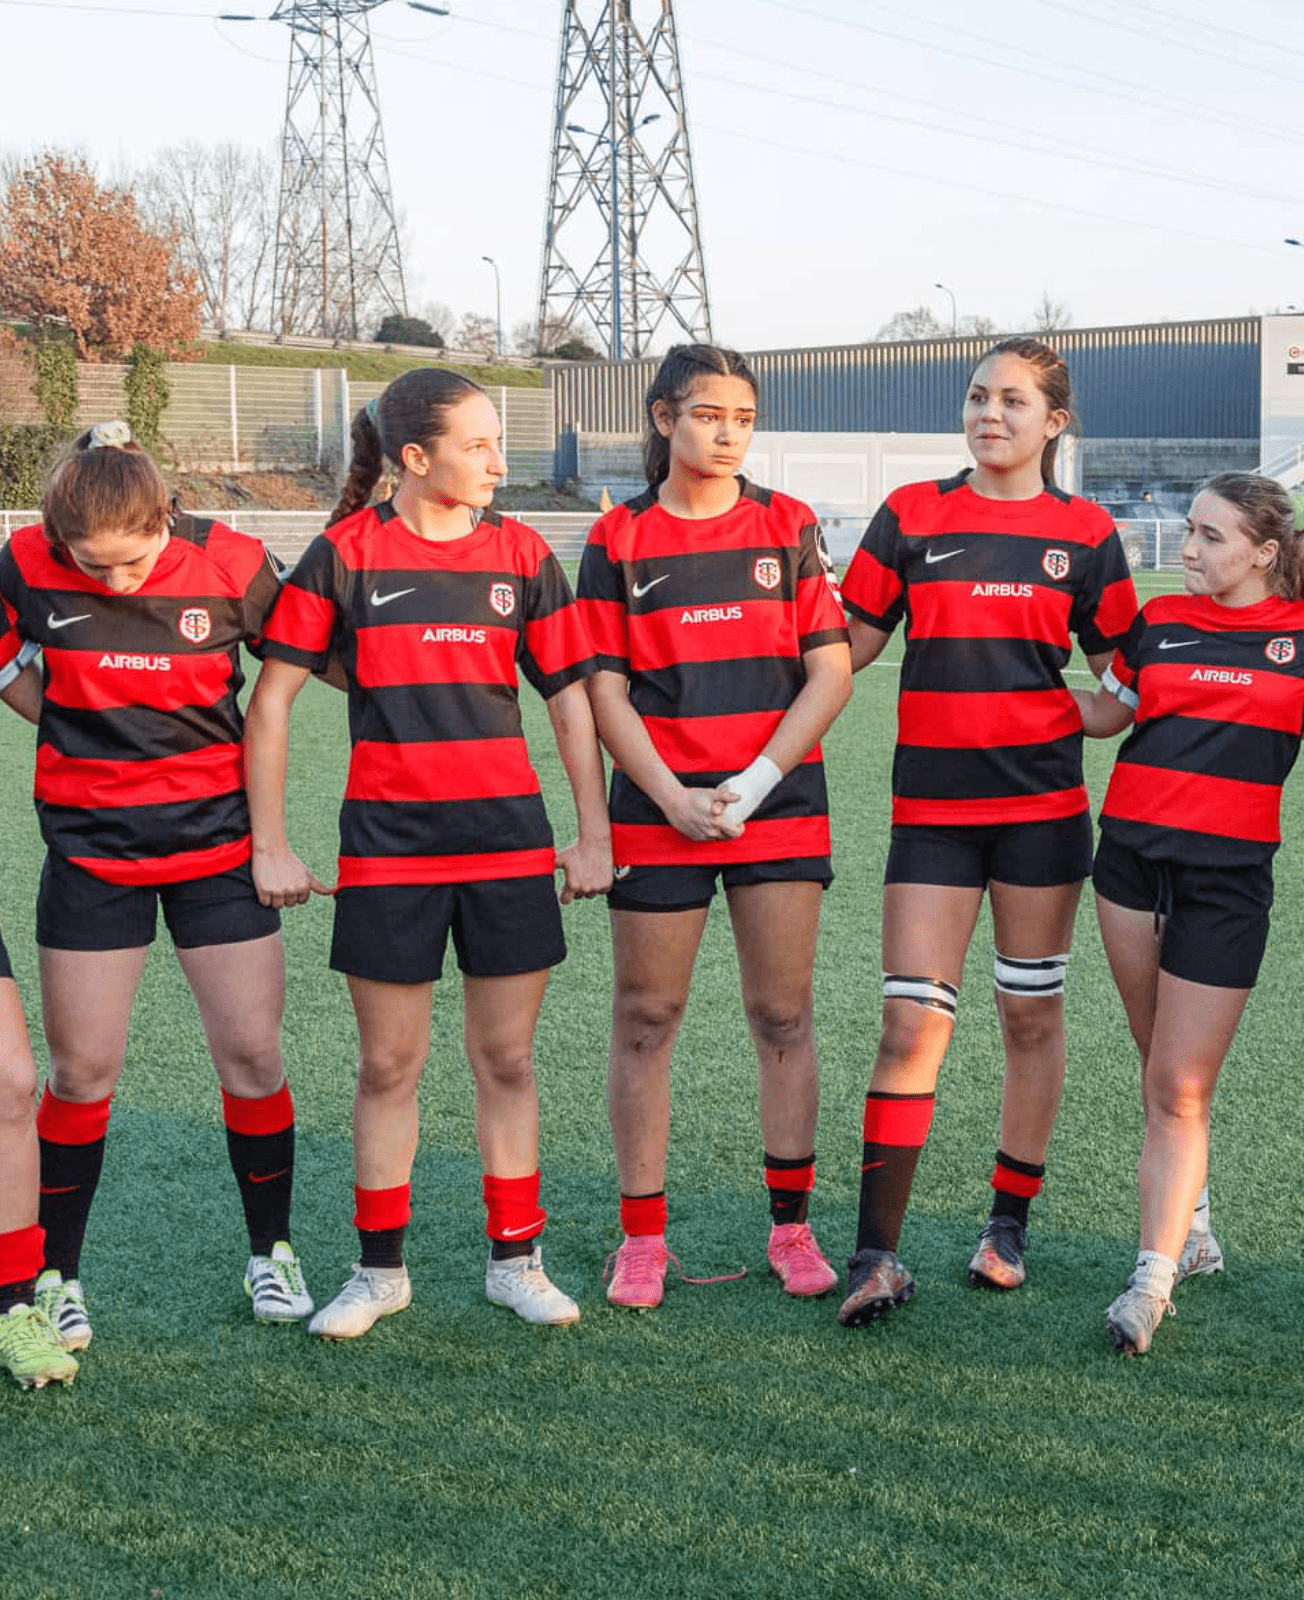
[{"xmin": 3, "ymin": 367, "xmax": 555, "ymax": 483}]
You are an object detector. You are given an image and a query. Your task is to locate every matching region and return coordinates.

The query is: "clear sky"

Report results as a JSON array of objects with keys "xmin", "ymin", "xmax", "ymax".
[{"xmin": 2, "ymin": 0, "xmax": 1300, "ymax": 352}]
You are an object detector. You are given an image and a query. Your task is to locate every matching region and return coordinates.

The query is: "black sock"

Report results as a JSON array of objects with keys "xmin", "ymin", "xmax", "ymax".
[
  {"xmin": 764, "ymin": 1151, "xmax": 815, "ymax": 1225},
  {"xmin": 226, "ymin": 1125, "xmax": 295, "ymax": 1256},
  {"xmin": 855, "ymin": 1093, "xmax": 935, "ymax": 1254},
  {"xmin": 39, "ymin": 1137, "xmax": 106, "ymax": 1280},
  {"xmin": 0, "ymin": 1279, "xmax": 35, "ymax": 1315},
  {"xmin": 359, "ymin": 1227, "xmax": 407, "ymax": 1269},
  {"xmin": 989, "ymin": 1149, "xmax": 1045, "ymax": 1231}
]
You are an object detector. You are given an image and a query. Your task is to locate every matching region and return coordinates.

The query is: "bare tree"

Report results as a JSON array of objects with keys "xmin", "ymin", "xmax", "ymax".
[
  {"xmin": 871, "ymin": 305, "xmax": 948, "ymax": 342},
  {"xmin": 1029, "ymin": 291, "xmax": 1071, "ymax": 337},
  {"xmin": 510, "ymin": 312, "xmax": 601, "ymax": 360},
  {"xmin": 454, "ymin": 313, "xmax": 500, "ymax": 361},
  {"xmin": 418, "ymin": 301, "xmax": 456, "ymax": 342},
  {"xmin": 137, "ymin": 143, "xmax": 277, "ymax": 333}
]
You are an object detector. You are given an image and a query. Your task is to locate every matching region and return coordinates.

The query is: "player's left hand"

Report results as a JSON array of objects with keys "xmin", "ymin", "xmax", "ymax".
[{"xmin": 557, "ymin": 835, "xmax": 614, "ymax": 903}]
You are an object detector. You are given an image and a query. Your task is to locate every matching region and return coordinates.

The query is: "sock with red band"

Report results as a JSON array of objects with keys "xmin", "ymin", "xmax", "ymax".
[
  {"xmin": 37, "ymin": 1086, "xmax": 112, "ymax": 1280},
  {"xmin": 354, "ymin": 1183, "xmax": 411, "ymax": 1269},
  {"xmin": 988, "ymin": 1149, "xmax": 1045, "ymax": 1230},
  {"xmin": 0, "ymin": 1224, "xmax": 45, "ymax": 1313},
  {"xmin": 855, "ymin": 1091, "xmax": 936, "ymax": 1253},
  {"xmin": 619, "ymin": 1190, "xmax": 667, "ymax": 1239},
  {"xmin": 223, "ymin": 1083, "xmax": 296, "ymax": 1256},
  {"xmin": 483, "ymin": 1171, "xmax": 547, "ymax": 1261},
  {"xmin": 764, "ymin": 1152, "xmax": 816, "ymax": 1226}
]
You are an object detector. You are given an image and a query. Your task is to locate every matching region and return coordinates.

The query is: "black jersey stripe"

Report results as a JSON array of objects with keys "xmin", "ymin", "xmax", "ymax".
[
  {"xmin": 893, "ymin": 733, "xmax": 1085, "ymax": 802},
  {"xmin": 339, "ymin": 794, "xmax": 554, "ymax": 861}
]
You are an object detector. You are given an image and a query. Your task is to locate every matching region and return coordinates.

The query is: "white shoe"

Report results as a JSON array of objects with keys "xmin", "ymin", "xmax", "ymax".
[
  {"xmin": 245, "ymin": 1241, "xmax": 314, "ymax": 1322},
  {"xmin": 307, "ymin": 1263, "xmax": 411, "ymax": 1340},
  {"xmin": 485, "ymin": 1247, "xmax": 580, "ymax": 1326},
  {"xmin": 1174, "ymin": 1229, "xmax": 1224, "ymax": 1286},
  {"xmin": 34, "ymin": 1270, "xmax": 92, "ymax": 1352}
]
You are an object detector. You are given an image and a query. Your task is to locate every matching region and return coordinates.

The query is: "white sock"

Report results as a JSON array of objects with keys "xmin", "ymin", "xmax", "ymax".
[
  {"xmin": 1132, "ymin": 1250, "xmax": 1177, "ymax": 1298},
  {"xmin": 1191, "ymin": 1184, "xmax": 1211, "ymax": 1236}
]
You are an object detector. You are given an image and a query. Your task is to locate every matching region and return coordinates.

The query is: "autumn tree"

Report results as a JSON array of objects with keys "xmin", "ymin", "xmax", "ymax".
[{"xmin": 0, "ymin": 154, "xmax": 202, "ymax": 360}]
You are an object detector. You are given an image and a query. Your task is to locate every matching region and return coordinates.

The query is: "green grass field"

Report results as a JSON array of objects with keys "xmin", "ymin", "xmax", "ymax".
[{"xmin": 3, "ymin": 567, "xmax": 1304, "ymax": 1598}]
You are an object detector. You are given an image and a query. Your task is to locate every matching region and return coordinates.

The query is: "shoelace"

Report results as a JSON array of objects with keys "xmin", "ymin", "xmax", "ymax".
[{"xmin": 602, "ymin": 1242, "xmax": 747, "ymax": 1290}]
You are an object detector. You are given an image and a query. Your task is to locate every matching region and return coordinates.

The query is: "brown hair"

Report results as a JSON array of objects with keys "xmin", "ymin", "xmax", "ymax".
[
  {"xmin": 967, "ymin": 336, "xmax": 1075, "ymax": 484},
  {"xmin": 329, "ymin": 368, "xmax": 485, "ymax": 526},
  {"xmin": 643, "ymin": 343, "xmax": 758, "ymax": 490},
  {"xmin": 1200, "ymin": 473, "xmax": 1302, "ymax": 601},
  {"xmin": 42, "ymin": 426, "xmax": 169, "ymax": 548}
]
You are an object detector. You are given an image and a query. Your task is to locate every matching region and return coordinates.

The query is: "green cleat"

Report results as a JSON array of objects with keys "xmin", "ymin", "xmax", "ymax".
[
  {"xmin": 0, "ymin": 1303, "xmax": 79, "ymax": 1389},
  {"xmin": 34, "ymin": 1270, "xmax": 92, "ymax": 1351}
]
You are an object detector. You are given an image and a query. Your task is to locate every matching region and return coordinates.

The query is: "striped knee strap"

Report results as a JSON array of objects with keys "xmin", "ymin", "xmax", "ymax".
[
  {"xmin": 994, "ymin": 952, "xmax": 1070, "ymax": 998},
  {"xmin": 882, "ymin": 973, "xmax": 958, "ymax": 1018}
]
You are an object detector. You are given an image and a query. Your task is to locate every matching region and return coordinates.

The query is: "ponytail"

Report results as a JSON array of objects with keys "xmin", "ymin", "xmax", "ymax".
[
  {"xmin": 643, "ymin": 344, "xmax": 758, "ymax": 490},
  {"xmin": 969, "ymin": 337, "xmax": 1074, "ymax": 484}
]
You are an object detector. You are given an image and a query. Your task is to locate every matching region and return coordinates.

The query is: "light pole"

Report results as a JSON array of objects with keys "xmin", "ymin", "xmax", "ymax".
[
  {"xmin": 565, "ymin": 114, "xmax": 661, "ymax": 361},
  {"xmin": 481, "ymin": 255, "xmax": 502, "ymax": 361},
  {"xmin": 934, "ymin": 281, "xmax": 957, "ymax": 337}
]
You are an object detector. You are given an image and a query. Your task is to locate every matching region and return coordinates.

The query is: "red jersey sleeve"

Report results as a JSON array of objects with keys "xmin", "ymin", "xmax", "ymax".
[
  {"xmin": 795, "ymin": 516, "xmax": 849, "ymax": 653},
  {"xmin": 576, "ymin": 510, "xmax": 630, "ymax": 673},
  {"xmin": 1070, "ymin": 515, "xmax": 1138, "ymax": 657},
  {"xmin": 840, "ymin": 498, "xmax": 906, "ymax": 633},
  {"xmin": 0, "ymin": 543, "xmax": 31, "ymax": 684},
  {"xmin": 518, "ymin": 543, "xmax": 597, "ymax": 700},
  {"xmin": 260, "ymin": 534, "xmax": 340, "ymax": 672}
]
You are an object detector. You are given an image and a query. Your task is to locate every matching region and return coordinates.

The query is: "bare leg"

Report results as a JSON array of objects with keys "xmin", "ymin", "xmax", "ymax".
[
  {"xmin": 38, "ymin": 946, "xmax": 146, "ymax": 1102},
  {"xmin": 463, "ymin": 969, "xmax": 550, "ymax": 1178},
  {"xmin": 175, "ymin": 933, "xmax": 286, "ymax": 1097},
  {"xmin": 0, "ymin": 981, "xmax": 38, "ymax": 1236},
  {"xmin": 988, "ymin": 878, "xmax": 1083, "ymax": 1164},
  {"xmin": 726, "ymin": 880, "xmax": 822, "ymax": 1159},
  {"xmin": 346, "ymin": 977, "xmax": 433, "ymax": 1191},
  {"xmin": 606, "ymin": 906, "xmax": 709, "ymax": 1196}
]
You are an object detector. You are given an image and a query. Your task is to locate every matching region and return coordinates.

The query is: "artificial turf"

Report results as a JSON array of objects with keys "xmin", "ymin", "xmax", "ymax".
[{"xmin": 2, "ymin": 567, "xmax": 1302, "ymax": 1597}]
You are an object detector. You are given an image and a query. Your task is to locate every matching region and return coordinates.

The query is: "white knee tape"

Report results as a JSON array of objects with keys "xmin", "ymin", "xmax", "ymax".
[
  {"xmin": 994, "ymin": 951, "xmax": 1070, "ymax": 998},
  {"xmin": 883, "ymin": 973, "xmax": 958, "ymax": 1018}
]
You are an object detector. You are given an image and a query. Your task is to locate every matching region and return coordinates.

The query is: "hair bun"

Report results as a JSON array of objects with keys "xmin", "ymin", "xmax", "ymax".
[{"xmin": 86, "ymin": 420, "xmax": 133, "ymax": 450}]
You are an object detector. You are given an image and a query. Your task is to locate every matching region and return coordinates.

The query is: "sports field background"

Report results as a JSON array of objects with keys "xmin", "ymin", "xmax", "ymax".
[{"xmin": 2, "ymin": 568, "xmax": 1303, "ymax": 1598}]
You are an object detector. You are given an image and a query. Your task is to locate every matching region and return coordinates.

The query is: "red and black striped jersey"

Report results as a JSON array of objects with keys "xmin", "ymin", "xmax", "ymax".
[
  {"xmin": 576, "ymin": 478, "xmax": 848, "ymax": 867},
  {"xmin": 260, "ymin": 501, "xmax": 595, "ymax": 888},
  {"xmin": 841, "ymin": 471, "xmax": 1137, "ymax": 827},
  {"xmin": 0, "ymin": 515, "xmax": 282, "ymax": 885},
  {"xmin": 1100, "ymin": 592, "xmax": 1304, "ymax": 866}
]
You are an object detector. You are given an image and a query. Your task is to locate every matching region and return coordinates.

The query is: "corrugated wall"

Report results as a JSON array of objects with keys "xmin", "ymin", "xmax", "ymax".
[{"xmin": 548, "ymin": 317, "xmax": 1262, "ymax": 451}]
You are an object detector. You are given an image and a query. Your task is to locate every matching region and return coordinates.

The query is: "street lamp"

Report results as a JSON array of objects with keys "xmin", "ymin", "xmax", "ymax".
[
  {"xmin": 481, "ymin": 255, "xmax": 502, "ymax": 362},
  {"xmin": 565, "ymin": 114, "xmax": 662, "ymax": 361},
  {"xmin": 934, "ymin": 281, "xmax": 957, "ymax": 337}
]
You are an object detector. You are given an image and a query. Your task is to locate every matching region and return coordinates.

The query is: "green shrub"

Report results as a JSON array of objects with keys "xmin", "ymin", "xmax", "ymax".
[
  {"xmin": 0, "ymin": 423, "xmax": 68, "ymax": 507},
  {"xmin": 124, "ymin": 343, "xmax": 170, "ymax": 452}
]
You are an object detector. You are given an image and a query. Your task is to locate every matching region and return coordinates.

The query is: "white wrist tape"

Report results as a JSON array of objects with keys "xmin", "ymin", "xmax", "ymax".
[{"xmin": 720, "ymin": 755, "xmax": 782, "ymax": 826}]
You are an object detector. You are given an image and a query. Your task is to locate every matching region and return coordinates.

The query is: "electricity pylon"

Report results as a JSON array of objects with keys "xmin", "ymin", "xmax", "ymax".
[
  {"xmin": 538, "ymin": 0, "xmax": 712, "ymax": 361},
  {"xmin": 270, "ymin": 1, "xmax": 408, "ymax": 339}
]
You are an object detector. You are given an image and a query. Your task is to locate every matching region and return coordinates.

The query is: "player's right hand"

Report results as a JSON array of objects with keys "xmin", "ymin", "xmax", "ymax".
[{"xmin": 251, "ymin": 845, "xmax": 336, "ymax": 908}]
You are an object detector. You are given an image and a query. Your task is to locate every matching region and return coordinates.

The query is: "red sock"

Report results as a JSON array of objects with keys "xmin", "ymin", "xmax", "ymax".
[
  {"xmin": 855, "ymin": 1092, "xmax": 935, "ymax": 1253},
  {"xmin": 482, "ymin": 1171, "xmax": 546, "ymax": 1250},
  {"xmin": 0, "ymin": 1224, "xmax": 45, "ymax": 1312},
  {"xmin": 619, "ymin": 1191, "xmax": 668, "ymax": 1238},
  {"xmin": 354, "ymin": 1183, "xmax": 411, "ymax": 1269},
  {"xmin": 764, "ymin": 1153, "xmax": 815, "ymax": 1226},
  {"xmin": 989, "ymin": 1150, "xmax": 1045, "ymax": 1228}
]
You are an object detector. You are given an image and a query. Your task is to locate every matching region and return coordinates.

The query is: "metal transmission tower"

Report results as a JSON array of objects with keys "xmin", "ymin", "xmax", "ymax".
[
  {"xmin": 270, "ymin": 1, "xmax": 408, "ymax": 339},
  {"xmin": 539, "ymin": 1, "xmax": 712, "ymax": 361}
]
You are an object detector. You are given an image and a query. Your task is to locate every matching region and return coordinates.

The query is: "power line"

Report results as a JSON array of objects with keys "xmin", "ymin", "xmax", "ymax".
[{"xmin": 1024, "ymin": 0, "xmax": 1304, "ymax": 82}]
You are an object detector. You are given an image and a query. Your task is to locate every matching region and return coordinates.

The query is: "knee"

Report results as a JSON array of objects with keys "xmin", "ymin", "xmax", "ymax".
[
  {"xmin": 216, "ymin": 1035, "xmax": 285, "ymax": 1098},
  {"xmin": 357, "ymin": 1042, "xmax": 426, "ymax": 1101},
  {"xmin": 996, "ymin": 993, "xmax": 1063, "ymax": 1058},
  {"xmin": 743, "ymin": 993, "xmax": 812, "ymax": 1057},
  {"xmin": 613, "ymin": 989, "xmax": 687, "ymax": 1059},
  {"xmin": 1150, "ymin": 1075, "xmax": 1211, "ymax": 1126},
  {"xmin": 876, "ymin": 1002, "xmax": 943, "ymax": 1074},
  {"xmin": 472, "ymin": 1039, "xmax": 536, "ymax": 1094},
  {"xmin": 0, "ymin": 1050, "xmax": 37, "ymax": 1131}
]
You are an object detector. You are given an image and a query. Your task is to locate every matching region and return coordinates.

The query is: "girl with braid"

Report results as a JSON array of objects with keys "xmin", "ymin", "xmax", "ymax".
[
  {"xmin": 246, "ymin": 370, "xmax": 610, "ymax": 1337},
  {"xmin": 0, "ymin": 425, "xmax": 313, "ymax": 1358},
  {"xmin": 1075, "ymin": 476, "xmax": 1304, "ymax": 1355},
  {"xmin": 837, "ymin": 339, "xmax": 1137, "ymax": 1326}
]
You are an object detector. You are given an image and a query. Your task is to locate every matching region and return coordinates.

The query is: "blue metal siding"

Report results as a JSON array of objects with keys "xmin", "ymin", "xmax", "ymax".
[{"xmin": 547, "ymin": 317, "xmax": 1261, "ymax": 442}]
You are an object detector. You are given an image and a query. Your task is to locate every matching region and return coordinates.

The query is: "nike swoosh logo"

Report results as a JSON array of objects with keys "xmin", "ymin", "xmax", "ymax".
[
  {"xmin": 247, "ymin": 1167, "xmax": 290, "ymax": 1185},
  {"xmin": 370, "ymin": 587, "xmax": 416, "ymax": 607},
  {"xmin": 631, "ymin": 575, "xmax": 670, "ymax": 599},
  {"xmin": 48, "ymin": 612, "xmax": 93, "ymax": 630},
  {"xmin": 498, "ymin": 1224, "xmax": 540, "ymax": 1238},
  {"xmin": 860, "ymin": 1160, "xmax": 886, "ymax": 1173},
  {"xmin": 923, "ymin": 548, "xmax": 965, "ymax": 564},
  {"xmin": 1157, "ymin": 639, "xmax": 1200, "ymax": 650}
]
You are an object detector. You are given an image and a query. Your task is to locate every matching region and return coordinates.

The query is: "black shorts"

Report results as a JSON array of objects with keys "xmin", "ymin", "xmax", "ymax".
[
  {"xmin": 36, "ymin": 854, "xmax": 281, "ymax": 953},
  {"xmin": 1093, "ymin": 833, "xmax": 1273, "ymax": 990},
  {"xmin": 0, "ymin": 923, "xmax": 10, "ymax": 982},
  {"xmin": 607, "ymin": 855, "xmax": 832, "ymax": 914},
  {"xmin": 330, "ymin": 875, "xmax": 567, "ymax": 984},
  {"xmin": 885, "ymin": 814, "xmax": 1094, "ymax": 890}
]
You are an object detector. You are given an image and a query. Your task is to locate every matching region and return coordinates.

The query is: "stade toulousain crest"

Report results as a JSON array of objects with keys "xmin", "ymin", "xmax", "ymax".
[
  {"xmin": 178, "ymin": 607, "xmax": 211, "ymax": 644},
  {"xmin": 1041, "ymin": 548, "xmax": 1071, "ymax": 581},
  {"xmin": 489, "ymin": 582, "xmax": 516, "ymax": 618},
  {"xmin": 753, "ymin": 556, "xmax": 781, "ymax": 591},
  {"xmin": 1265, "ymin": 636, "xmax": 1296, "ymax": 665}
]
